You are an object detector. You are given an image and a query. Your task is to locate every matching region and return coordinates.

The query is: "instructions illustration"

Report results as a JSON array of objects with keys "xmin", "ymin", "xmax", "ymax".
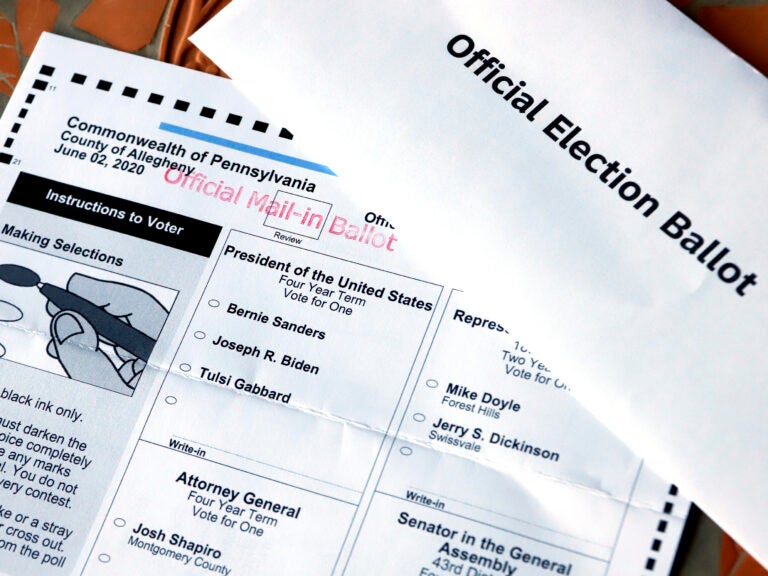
[{"xmin": 0, "ymin": 243, "xmax": 175, "ymax": 395}]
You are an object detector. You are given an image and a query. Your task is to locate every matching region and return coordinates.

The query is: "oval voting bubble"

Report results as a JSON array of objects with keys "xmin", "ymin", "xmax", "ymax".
[
  {"xmin": 0, "ymin": 300, "xmax": 23, "ymax": 322},
  {"xmin": 0, "ymin": 264, "xmax": 40, "ymax": 287}
]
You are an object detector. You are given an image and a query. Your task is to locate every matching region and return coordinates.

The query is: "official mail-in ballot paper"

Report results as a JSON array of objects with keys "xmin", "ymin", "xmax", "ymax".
[{"xmin": 0, "ymin": 33, "xmax": 688, "ymax": 575}]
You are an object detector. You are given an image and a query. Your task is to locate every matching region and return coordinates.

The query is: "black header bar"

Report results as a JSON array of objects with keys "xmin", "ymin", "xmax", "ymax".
[{"xmin": 7, "ymin": 172, "xmax": 221, "ymax": 257}]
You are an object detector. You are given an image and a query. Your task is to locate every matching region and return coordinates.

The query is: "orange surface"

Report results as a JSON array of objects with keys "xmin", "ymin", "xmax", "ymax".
[
  {"xmin": 0, "ymin": 46, "xmax": 19, "ymax": 82},
  {"xmin": 721, "ymin": 533, "xmax": 768, "ymax": 576},
  {"xmin": 0, "ymin": 15, "xmax": 18, "ymax": 96},
  {"xmin": 0, "ymin": 15, "xmax": 15, "ymax": 47},
  {"xmin": 731, "ymin": 554, "xmax": 768, "ymax": 576},
  {"xmin": 16, "ymin": 0, "xmax": 60, "ymax": 56},
  {"xmin": 74, "ymin": 0, "xmax": 169, "ymax": 52},
  {"xmin": 697, "ymin": 4, "xmax": 768, "ymax": 76},
  {"xmin": 722, "ymin": 534, "xmax": 744, "ymax": 575},
  {"xmin": 160, "ymin": 0, "xmax": 230, "ymax": 76}
]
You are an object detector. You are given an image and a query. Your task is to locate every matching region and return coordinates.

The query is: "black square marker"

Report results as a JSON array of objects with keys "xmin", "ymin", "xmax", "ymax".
[
  {"xmin": 657, "ymin": 520, "xmax": 668, "ymax": 533},
  {"xmin": 279, "ymin": 128, "xmax": 293, "ymax": 140},
  {"xmin": 663, "ymin": 502, "xmax": 674, "ymax": 514},
  {"xmin": 252, "ymin": 120, "xmax": 268, "ymax": 132},
  {"xmin": 39, "ymin": 65, "xmax": 55, "ymax": 76},
  {"xmin": 71, "ymin": 73, "xmax": 87, "ymax": 84},
  {"xmin": 148, "ymin": 93, "xmax": 164, "ymax": 105},
  {"xmin": 25, "ymin": 94, "xmax": 34, "ymax": 104},
  {"xmin": 645, "ymin": 557, "xmax": 656, "ymax": 571},
  {"xmin": 11, "ymin": 123, "xmax": 20, "ymax": 134},
  {"xmin": 4, "ymin": 138, "xmax": 13, "ymax": 148},
  {"xmin": 651, "ymin": 539, "xmax": 662, "ymax": 552},
  {"xmin": 122, "ymin": 86, "xmax": 138, "ymax": 98},
  {"xmin": 18, "ymin": 109, "xmax": 27, "ymax": 119},
  {"xmin": 200, "ymin": 106, "xmax": 216, "ymax": 119},
  {"xmin": 226, "ymin": 113, "xmax": 242, "ymax": 126},
  {"xmin": 669, "ymin": 485, "xmax": 678, "ymax": 496},
  {"xmin": 0, "ymin": 153, "xmax": 12, "ymax": 164},
  {"xmin": 174, "ymin": 99, "xmax": 190, "ymax": 111},
  {"xmin": 96, "ymin": 80, "xmax": 112, "ymax": 91},
  {"xmin": 32, "ymin": 80, "xmax": 47, "ymax": 90}
]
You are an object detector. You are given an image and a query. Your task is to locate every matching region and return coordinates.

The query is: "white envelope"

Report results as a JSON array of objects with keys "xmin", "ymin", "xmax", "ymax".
[{"xmin": 193, "ymin": 0, "xmax": 768, "ymax": 564}]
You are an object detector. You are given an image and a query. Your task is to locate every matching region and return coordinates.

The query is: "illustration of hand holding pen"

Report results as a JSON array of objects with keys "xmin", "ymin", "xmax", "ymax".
[{"xmin": 0, "ymin": 264, "xmax": 169, "ymax": 393}]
